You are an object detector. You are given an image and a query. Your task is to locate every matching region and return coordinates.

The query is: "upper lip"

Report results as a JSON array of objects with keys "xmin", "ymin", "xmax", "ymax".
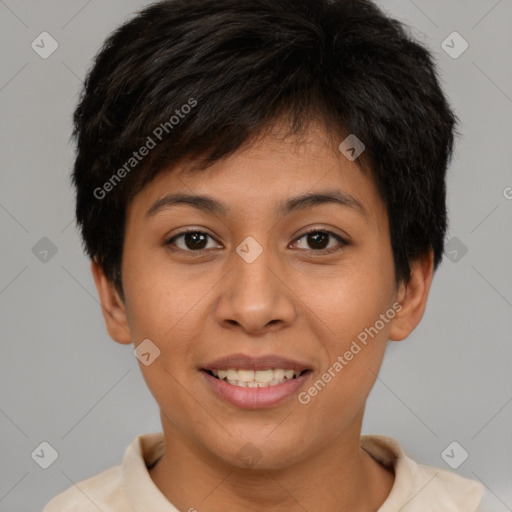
[{"xmin": 202, "ymin": 353, "xmax": 311, "ymax": 372}]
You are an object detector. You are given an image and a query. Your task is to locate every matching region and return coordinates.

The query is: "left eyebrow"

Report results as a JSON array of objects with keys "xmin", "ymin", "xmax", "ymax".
[
  {"xmin": 146, "ymin": 190, "xmax": 367, "ymax": 218},
  {"xmin": 146, "ymin": 193, "xmax": 228, "ymax": 217},
  {"xmin": 277, "ymin": 190, "xmax": 367, "ymax": 217}
]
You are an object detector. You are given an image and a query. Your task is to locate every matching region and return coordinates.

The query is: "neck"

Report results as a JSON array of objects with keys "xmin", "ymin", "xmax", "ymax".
[{"xmin": 149, "ymin": 412, "xmax": 394, "ymax": 512}]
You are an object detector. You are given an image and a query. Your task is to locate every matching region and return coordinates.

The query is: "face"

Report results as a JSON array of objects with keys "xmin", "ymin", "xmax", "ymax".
[{"xmin": 94, "ymin": 122, "xmax": 432, "ymax": 470}]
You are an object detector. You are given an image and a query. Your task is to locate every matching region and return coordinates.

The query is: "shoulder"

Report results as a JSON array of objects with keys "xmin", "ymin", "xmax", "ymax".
[
  {"xmin": 42, "ymin": 464, "xmax": 132, "ymax": 512},
  {"xmin": 361, "ymin": 435, "xmax": 485, "ymax": 512},
  {"xmin": 42, "ymin": 433, "xmax": 164, "ymax": 512}
]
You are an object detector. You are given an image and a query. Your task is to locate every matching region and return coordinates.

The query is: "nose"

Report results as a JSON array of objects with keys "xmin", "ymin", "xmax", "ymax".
[{"xmin": 213, "ymin": 243, "xmax": 297, "ymax": 335}]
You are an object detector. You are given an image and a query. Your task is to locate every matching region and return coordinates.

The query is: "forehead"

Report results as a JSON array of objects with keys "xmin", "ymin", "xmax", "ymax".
[{"xmin": 127, "ymin": 121, "xmax": 386, "ymax": 227}]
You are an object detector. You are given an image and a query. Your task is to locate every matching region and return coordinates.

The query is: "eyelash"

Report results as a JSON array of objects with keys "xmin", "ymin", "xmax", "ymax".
[{"xmin": 164, "ymin": 228, "xmax": 348, "ymax": 255}]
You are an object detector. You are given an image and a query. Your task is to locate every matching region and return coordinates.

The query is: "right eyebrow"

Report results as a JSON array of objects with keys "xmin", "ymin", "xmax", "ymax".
[{"xmin": 145, "ymin": 189, "xmax": 367, "ymax": 219}]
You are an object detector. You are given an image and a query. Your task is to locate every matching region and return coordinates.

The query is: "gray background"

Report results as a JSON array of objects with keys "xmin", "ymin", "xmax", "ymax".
[{"xmin": 0, "ymin": 1, "xmax": 511, "ymax": 510}]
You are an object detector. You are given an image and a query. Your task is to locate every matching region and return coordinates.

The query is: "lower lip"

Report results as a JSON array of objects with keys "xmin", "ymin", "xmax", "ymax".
[{"xmin": 201, "ymin": 370, "xmax": 311, "ymax": 409}]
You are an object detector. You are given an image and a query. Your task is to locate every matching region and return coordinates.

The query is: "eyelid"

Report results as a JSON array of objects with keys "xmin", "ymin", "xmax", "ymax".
[
  {"xmin": 165, "ymin": 226, "xmax": 349, "ymax": 255},
  {"xmin": 291, "ymin": 227, "xmax": 348, "ymax": 252},
  {"xmin": 164, "ymin": 227, "xmax": 221, "ymax": 252},
  {"xmin": 294, "ymin": 225, "xmax": 349, "ymax": 242}
]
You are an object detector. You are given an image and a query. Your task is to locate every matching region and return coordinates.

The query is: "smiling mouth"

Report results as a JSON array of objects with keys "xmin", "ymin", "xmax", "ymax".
[{"xmin": 204, "ymin": 368, "xmax": 310, "ymax": 388}]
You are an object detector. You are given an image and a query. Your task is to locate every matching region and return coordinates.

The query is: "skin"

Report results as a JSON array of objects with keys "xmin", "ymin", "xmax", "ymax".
[{"xmin": 92, "ymin": 122, "xmax": 434, "ymax": 512}]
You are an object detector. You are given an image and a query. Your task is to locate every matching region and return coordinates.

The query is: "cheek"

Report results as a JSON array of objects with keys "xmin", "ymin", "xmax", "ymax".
[
  {"xmin": 296, "ymin": 303, "xmax": 391, "ymax": 439},
  {"xmin": 294, "ymin": 254, "xmax": 395, "ymax": 401},
  {"xmin": 123, "ymin": 252, "xmax": 206, "ymax": 339},
  {"xmin": 298, "ymin": 258, "xmax": 395, "ymax": 342},
  {"xmin": 122, "ymin": 261, "xmax": 218, "ymax": 408}
]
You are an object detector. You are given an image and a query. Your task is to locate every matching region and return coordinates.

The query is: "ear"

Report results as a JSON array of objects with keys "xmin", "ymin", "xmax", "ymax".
[
  {"xmin": 389, "ymin": 250, "xmax": 434, "ymax": 342},
  {"xmin": 91, "ymin": 260, "xmax": 132, "ymax": 345}
]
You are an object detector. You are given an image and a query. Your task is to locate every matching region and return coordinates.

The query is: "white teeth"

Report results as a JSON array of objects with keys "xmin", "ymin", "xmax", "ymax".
[
  {"xmin": 226, "ymin": 369, "xmax": 238, "ymax": 380},
  {"xmin": 254, "ymin": 370, "xmax": 274, "ymax": 382},
  {"xmin": 238, "ymin": 369, "xmax": 255, "ymax": 382},
  {"xmin": 209, "ymin": 368, "xmax": 303, "ymax": 387},
  {"xmin": 273, "ymin": 369, "xmax": 285, "ymax": 380},
  {"xmin": 284, "ymin": 369, "xmax": 295, "ymax": 380}
]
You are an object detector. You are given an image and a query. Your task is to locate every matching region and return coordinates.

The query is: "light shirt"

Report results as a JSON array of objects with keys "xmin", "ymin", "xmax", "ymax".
[{"xmin": 43, "ymin": 432, "xmax": 484, "ymax": 511}]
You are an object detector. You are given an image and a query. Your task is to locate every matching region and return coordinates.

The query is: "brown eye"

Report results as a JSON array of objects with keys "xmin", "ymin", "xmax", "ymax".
[
  {"xmin": 166, "ymin": 231, "xmax": 219, "ymax": 252},
  {"xmin": 293, "ymin": 230, "xmax": 347, "ymax": 252},
  {"xmin": 306, "ymin": 232, "xmax": 329, "ymax": 250},
  {"xmin": 182, "ymin": 232, "xmax": 208, "ymax": 250}
]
